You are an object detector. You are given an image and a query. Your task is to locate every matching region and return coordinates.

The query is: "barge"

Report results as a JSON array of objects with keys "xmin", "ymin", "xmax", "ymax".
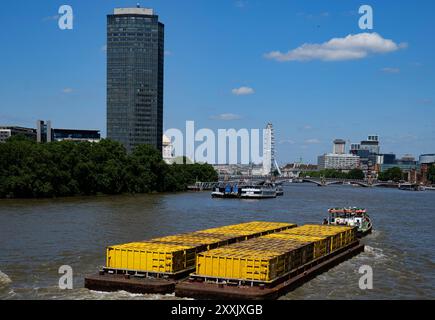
[
  {"xmin": 175, "ymin": 224, "xmax": 363, "ymax": 300},
  {"xmin": 85, "ymin": 221, "xmax": 295, "ymax": 295},
  {"xmin": 85, "ymin": 223, "xmax": 365, "ymax": 299},
  {"xmin": 175, "ymin": 241, "xmax": 364, "ymax": 300}
]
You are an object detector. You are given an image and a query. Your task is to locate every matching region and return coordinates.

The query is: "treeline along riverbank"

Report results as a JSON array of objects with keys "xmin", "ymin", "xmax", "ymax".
[{"xmin": 0, "ymin": 136, "xmax": 217, "ymax": 199}]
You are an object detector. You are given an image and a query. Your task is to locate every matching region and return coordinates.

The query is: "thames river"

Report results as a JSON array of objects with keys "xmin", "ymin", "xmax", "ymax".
[{"xmin": 0, "ymin": 184, "xmax": 434, "ymax": 300}]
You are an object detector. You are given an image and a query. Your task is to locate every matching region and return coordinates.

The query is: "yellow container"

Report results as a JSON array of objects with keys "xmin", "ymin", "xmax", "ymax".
[
  {"xmin": 106, "ymin": 221, "xmax": 297, "ymax": 274},
  {"xmin": 106, "ymin": 242, "xmax": 196, "ymax": 274},
  {"xmin": 264, "ymin": 233, "xmax": 330, "ymax": 259},
  {"xmin": 282, "ymin": 225, "xmax": 356, "ymax": 252},
  {"xmin": 196, "ymin": 237, "xmax": 313, "ymax": 282}
]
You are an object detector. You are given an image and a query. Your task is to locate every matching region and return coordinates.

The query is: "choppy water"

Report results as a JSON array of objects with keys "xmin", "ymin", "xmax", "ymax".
[{"xmin": 0, "ymin": 184, "xmax": 434, "ymax": 300}]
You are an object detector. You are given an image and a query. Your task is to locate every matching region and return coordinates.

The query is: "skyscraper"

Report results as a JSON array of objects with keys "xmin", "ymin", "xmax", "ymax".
[
  {"xmin": 263, "ymin": 123, "xmax": 278, "ymax": 175},
  {"xmin": 107, "ymin": 6, "xmax": 164, "ymax": 152}
]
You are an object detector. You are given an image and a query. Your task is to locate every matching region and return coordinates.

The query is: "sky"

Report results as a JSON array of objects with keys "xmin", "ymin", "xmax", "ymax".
[{"xmin": 0, "ymin": 0, "xmax": 434, "ymax": 164}]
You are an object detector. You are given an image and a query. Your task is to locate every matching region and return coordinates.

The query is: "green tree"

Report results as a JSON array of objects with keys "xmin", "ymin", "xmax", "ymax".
[
  {"xmin": 0, "ymin": 138, "xmax": 218, "ymax": 199},
  {"xmin": 126, "ymin": 144, "xmax": 166, "ymax": 193},
  {"xmin": 427, "ymin": 165, "xmax": 435, "ymax": 184},
  {"xmin": 347, "ymin": 169, "xmax": 365, "ymax": 180},
  {"xmin": 378, "ymin": 167, "xmax": 403, "ymax": 182}
]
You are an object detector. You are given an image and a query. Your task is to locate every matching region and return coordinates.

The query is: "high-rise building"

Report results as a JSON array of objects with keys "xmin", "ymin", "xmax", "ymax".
[
  {"xmin": 333, "ymin": 139, "xmax": 346, "ymax": 155},
  {"xmin": 360, "ymin": 135, "xmax": 380, "ymax": 154},
  {"xmin": 107, "ymin": 6, "xmax": 164, "ymax": 153},
  {"xmin": 263, "ymin": 123, "xmax": 276, "ymax": 175}
]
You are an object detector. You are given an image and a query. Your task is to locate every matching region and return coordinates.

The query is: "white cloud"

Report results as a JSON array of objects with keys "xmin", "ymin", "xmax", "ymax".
[
  {"xmin": 62, "ymin": 88, "xmax": 73, "ymax": 94},
  {"xmin": 232, "ymin": 86, "xmax": 255, "ymax": 96},
  {"xmin": 101, "ymin": 45, "xmax": 107, "ymax": 52},
  {"xmin": 305, "ymin": 139, "xmax": 321, "ymax": 144},
  {"xmin": 211, "ymin": 113, "xmax": 242, "ymax": 121},
  {"xmin": 381, "ymin": 67, "xmax": 400, "ymax": 74},
  {"xmin": 303, "ymin": 125, "xmax": 313, "ymax": 130},
  {"xmin": 265, "ymin": 33, "xmax": 407, "ymax": 62}
]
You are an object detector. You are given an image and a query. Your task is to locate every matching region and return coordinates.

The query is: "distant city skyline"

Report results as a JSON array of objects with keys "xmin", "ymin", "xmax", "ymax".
[{"xmin": 0, "ymin": 0, "xmax": 434, "ymax": 163}]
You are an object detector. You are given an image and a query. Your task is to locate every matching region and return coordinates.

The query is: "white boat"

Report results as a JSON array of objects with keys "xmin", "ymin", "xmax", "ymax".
[{"xmin": 240, "ymin": 185, "xmax": 277, "ymax": 199}]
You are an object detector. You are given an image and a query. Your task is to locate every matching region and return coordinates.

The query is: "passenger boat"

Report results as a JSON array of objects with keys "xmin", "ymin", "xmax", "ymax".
[
  {"xmin": 240, "ymin": 184, "xmax": 277, "ymax": 199},
  {"xmin": 211, "ymin": 184, "xmax": 240, "ymax": 198},
  {"xmin": 325, "ymin": 207, "xmax": 372, "ymax": 238}
]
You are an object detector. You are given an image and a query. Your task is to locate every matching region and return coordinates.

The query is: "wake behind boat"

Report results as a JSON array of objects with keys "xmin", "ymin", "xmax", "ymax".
[{"xmin": 325, "ymin": 207, "xmax": 373, "ymax": 238}]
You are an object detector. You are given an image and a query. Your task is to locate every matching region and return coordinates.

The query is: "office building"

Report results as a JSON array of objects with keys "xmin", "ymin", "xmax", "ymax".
[
  {"xmin": 318, "ymin": 139, "xmax": 360, "ymax": 170},
  {"xmin": 360, "ymin": 135, "xmax": 380, "ymax": 154},
  {"xmin": 350, "ymin": 143, "xmax": 361, "ymax": 156},
  {"xmin": 419, "ymin": 154, "xmax": 435, "ymax": 165},
  {"xmin": 52, "ymin": 129, "xmax": 101, "ymax": 143},
  {"xmin": 0, "ymin": 126, "xmax": 36, "ymax": 143},
  {"xmin": 107, "ymin": 5, "xmax": 164, "ymax": 153},
  {"xmin": 377, "ymin": 153, "xmax": 396, "ymax": 165},
  {"xmin": 36, "ymin": 120, "xmax": 52, "ymax": 143},
  {"xmin": 318, "ymin": 154, "xmax": 360, "ymax": 170}
]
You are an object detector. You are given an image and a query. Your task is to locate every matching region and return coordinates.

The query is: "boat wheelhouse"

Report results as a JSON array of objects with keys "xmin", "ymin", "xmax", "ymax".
[{"xmin": 326, "ymin": 207, "xmax": 372, "ymax": 238}]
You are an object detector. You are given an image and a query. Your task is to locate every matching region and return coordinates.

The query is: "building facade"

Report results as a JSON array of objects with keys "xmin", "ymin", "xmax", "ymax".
[
  {"xmin": 36, "ymin": 120, "xmax": 52, "ymax": 143},
  {"xmin": 318, "ymin": 139, "xmax": 360, "ymax": 170},
  {"xmin": 162, "ymin": 135, "xmax": 175, "ymax": 164},
  {"xmin": 419, "ymin": 154, "xmax": 435, "ymax": 165},
  {"xmin": 318, "ymin": 153, "xmax": 360, "ymax": 170},
  {"xmin": 52, "ymin": 129, "xmax": 101, "ymax": 143},
  {"xmin": 107, "ymin": 6, "xmax": 164, "ymax": 153},
  {"xmin": 333, "ymin": 139, "xmax": 346, "ymax": 155},
  {"xmin": 360, "ymin": 135, "xmax": 380, "ymax": 154},
  {"xmin": 0, "ymin": 126, "xmax": 36, "ymax": 143}
]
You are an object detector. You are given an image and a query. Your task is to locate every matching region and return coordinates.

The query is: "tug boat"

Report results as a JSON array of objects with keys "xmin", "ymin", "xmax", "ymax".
[{"xmin": 325, "ymin": 207, "xmax": 373, "ymax": 238}]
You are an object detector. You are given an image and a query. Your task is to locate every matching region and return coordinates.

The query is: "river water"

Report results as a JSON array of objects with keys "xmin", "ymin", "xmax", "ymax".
[{"xmin": 0, "ymin": 184, "xmax": 434, "ymax": 300}]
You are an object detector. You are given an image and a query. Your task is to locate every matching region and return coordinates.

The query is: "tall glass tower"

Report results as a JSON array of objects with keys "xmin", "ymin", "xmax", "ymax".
[{"xmin": 107, "ymin": 6, "xmax": 164, "ymax": 153}]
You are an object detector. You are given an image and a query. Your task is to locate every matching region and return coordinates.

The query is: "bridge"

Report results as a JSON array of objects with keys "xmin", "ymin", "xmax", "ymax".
[
  {"xmin": 189, "ymin": 176, "xmax": 400, "ymax": 191},
  {"xmin": 297, "ymin": 178, "xmax": 399, "ymax": 188}
]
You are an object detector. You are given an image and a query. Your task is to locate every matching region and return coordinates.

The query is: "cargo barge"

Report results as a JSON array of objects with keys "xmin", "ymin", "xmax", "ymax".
[
  {"xmin": 175, "ymin": 241, "xmax": 364, "ymax": 300},
  {"xmin": 85, "ymin": 221, "xmax": 296, "ymax": 295},
  {"xmin": 175, "ymin": 225, "xmax": 364, "ymax": 300},
  {"xmin": 85, "ymin": 223, "xmax": 365, "ymax": 299}
]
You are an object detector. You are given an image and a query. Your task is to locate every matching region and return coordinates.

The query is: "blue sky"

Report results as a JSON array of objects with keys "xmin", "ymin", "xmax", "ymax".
[{"xmin": 0, "ymin": 0, "xmax": 434, "ymax": 163}]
